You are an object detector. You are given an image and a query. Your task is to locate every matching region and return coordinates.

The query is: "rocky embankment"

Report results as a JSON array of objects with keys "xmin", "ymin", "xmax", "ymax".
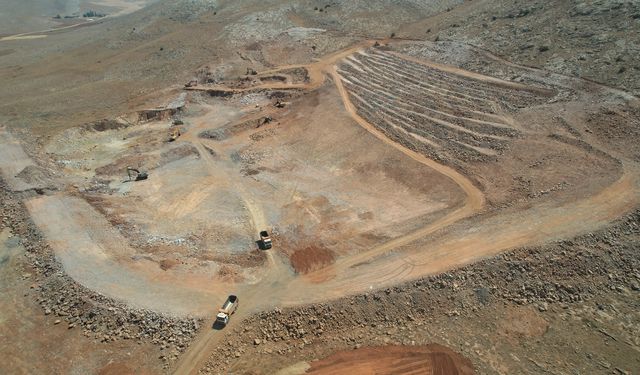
[
  {"xmin": 430, "ymin": 0, "xmax": 640, "ymax": 96},
  {"xmin": 0, "ymin": 179, "xmax": 202, "ymax": 369},
  {"xmin": 201, "ymin": 210, "xmax": 640, "ymax": 374}
]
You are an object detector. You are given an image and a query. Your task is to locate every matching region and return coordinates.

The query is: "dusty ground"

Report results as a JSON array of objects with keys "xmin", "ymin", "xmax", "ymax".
[
  {"xmin": 23, "ymin": 79, "xmax": 463, "ymax": 316},
  {"xmin": 1, "ymin": 1, "xmax": 639, "ymax": 374},
  {"xmin": 201, "ymin": 211, "xmax": 640, "ymax": 375}
]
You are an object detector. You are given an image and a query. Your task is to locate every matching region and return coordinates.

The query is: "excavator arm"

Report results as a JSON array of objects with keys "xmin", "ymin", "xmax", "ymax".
[{"xmin": 126, "ymin": 167, "xmax": 148, "ymax": 181}]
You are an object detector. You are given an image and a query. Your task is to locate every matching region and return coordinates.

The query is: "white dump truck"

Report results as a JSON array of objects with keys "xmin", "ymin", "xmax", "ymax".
[
  {"xmin": 216, "ymin": 295, "xmax": 239, "ymax": 326},
  {"xmin": 260, "ymin": 230, "xmax": 272, "ymax": 250}
]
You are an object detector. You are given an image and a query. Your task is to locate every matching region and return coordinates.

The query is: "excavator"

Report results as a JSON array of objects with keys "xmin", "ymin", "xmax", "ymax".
[
  {"xmin": 126, "ymin": 166, "xmax": 148, "ymax": 181},
  {"xmin": 168, "ymin": 127, "xmax": 181, "ymax": 142}
]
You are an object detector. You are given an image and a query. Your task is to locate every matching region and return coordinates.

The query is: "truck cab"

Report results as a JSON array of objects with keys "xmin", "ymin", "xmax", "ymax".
[
  {"xmin": 259, "ymin": 230, "xmax": 272, "ymax": 249},
  {"xmin": 215, "ymin": 295, "xmax": 238, "ymax": 326},
  {"xmin": 215, "ymin": 312, "xmax": 230, "ymax": 325}
]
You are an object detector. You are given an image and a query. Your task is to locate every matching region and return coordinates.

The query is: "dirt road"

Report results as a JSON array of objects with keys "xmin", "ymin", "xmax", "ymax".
[
  {"xmin": 171, "ymin": 41, "xmax": 640, "ymax": 370},
  {"xmin": 8, "ymin": 39, "xmax": 639, "ymax": 374},
  {"xmin": 302, "ymin": 65, "xmax": 484, "ymax": 277},
  {"xmin": 279, "ymin": 165, "xmax": 639, "ymax": 303},
  {"xmin": 186, "ymin": 39, "xmax": 377, "ymax": 95},
  {"xmin": 25, "ymin": 194, "xmax": 224, "ymax": 316},
  {"xmin": 173, "ymin": 123, "xmax": 294, "ymax": 375}
]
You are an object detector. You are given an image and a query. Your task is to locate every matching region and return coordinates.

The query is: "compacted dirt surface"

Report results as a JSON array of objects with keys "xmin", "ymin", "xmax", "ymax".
[
  {"xmin": 303, "ymin": 345, "xmax": 475, "ymax": 375},
  {"xmin": 1, "ymin": 1, "xmax": 639, "ymax": 374}
]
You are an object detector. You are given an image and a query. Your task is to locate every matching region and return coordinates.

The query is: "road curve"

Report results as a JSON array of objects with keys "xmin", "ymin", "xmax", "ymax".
[{"xmin": 7, "ymin": 39, "xmax": 637, "ymax": 374}]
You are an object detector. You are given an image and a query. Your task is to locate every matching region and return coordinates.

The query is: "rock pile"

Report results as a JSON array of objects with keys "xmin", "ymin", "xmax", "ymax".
[{"xmin": 0, "ymin": 179, "xmax": 202, "ymax": 368}]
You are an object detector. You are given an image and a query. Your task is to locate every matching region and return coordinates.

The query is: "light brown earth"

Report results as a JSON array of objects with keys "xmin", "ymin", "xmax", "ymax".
[
  {"xmin": 4, "ymin": 37, "xmax": 640, "ymax": 373},
  {"xmin": 1, "ymin": 1, "xmax": 640, "ymax": 374}
]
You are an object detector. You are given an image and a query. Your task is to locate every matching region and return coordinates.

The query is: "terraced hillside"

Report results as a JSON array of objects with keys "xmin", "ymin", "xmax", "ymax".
[
  {"xmin": 336, "ymin": 45, "xmax": 624, "ymax": 208},
  {"xmin": 338, "ymin": 49, "xmax": 537, "ymax": 164},
  {"xmin": 340, "ymin": 51, "xmax": 538, "ymax": 161}
]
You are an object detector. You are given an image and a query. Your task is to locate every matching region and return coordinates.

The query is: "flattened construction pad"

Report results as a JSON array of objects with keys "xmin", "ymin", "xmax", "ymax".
[{"xmin": 305, "ymin": 344, "xmax": 475, "ymax": 375}]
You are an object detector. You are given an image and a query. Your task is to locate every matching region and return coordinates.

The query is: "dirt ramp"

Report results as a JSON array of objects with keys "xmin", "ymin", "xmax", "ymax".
[{"xmin": 306, "ymin": 345, "xmax": 475, "ymax": 375}]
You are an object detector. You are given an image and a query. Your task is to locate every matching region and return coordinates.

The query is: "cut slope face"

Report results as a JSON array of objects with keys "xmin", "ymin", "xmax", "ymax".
[{"xmin": 0, "ymin": 127, "xmax": 54, "ymax": 192}]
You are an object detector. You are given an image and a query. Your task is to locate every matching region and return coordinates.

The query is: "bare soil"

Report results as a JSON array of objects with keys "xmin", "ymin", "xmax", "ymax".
[
  {"xmin": 0, "ymin": 227, "xmax": 166, "ymax": 375},
  {"xmin": 289, "ymin": 245, "xmax": 335, "ymax": 274},
  {"xmin": 1, "ymin": 1, "xmax": 639, "ymax": 374},
  {"xmin": 201, "ymin": 211, "xmax": 640, "ymax": 375}
]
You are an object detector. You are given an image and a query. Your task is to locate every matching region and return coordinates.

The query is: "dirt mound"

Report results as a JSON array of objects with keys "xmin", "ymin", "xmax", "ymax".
[
  {"xmin": 278, "ymin": 67, "xmax": 310, "ymax": 83},
  {"xmin": 137, "ymin": 108, "xmax": 180, "ymax": 123},
  {"xmin": 306, "ymin": 345, "xmax": 475, "ymax": 375},
  {"xmin": 95, "ymin": 155, "xmax": 147, "ymax": 177},
  {"xmin": 159, "ymin": 258, "xmax": 180, "ymax": 271},
  {"xmin": 290, "ymin": 245, "xmax": 335, "ymax": 274},
  {"xmin": 203, "ymin": 249, "xmax": 267, "ymax": 268}
]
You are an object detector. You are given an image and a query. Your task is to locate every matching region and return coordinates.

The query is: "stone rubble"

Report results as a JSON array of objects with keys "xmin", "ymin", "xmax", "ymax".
[{"xmin": 0, "ymin": 179, "xmax": 203, "ymax": 368}]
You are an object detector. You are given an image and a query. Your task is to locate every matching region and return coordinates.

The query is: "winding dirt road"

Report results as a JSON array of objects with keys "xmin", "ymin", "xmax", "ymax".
[
  {"xmin": 173, "ymin": 117, "xmax": 295, "ymax": 375},
  {"xmin": 8, "ymin": 40, "xmax": 638, "ymax": 374},
  {"xmin": 170, "ymin": 42, "xmax": 640, "ymax": 373},
  {"xmin": 184, "ymin": 43, "xmax": 640, "ymax": 373}
]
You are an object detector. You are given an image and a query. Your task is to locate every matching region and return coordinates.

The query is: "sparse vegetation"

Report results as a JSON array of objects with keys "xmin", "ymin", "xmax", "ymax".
[{"xmin": 82, "ymin": 10, "xmax": 106, "ymax": 18}]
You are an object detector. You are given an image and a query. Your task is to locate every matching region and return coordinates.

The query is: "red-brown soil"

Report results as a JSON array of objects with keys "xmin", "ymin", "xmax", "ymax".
[
  {"xmin": 306, "ymin": 345, "xmax": 475, "ymax": 375},
  {"xmin": 290, "ymin": 245, "xmax": 336, "ymax": 274}
]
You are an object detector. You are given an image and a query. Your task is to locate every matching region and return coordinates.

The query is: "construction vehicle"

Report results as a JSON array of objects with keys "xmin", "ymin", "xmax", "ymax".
[
  {"xmin": 259, "ymin": 230, "xmax": 272, "ymax": 250},
  {"xmin": 184, "ymin": 80, "xmax": 198, "ymax": 88},
  {"xmin": 274, "ymin": 100, "xmax": 289, "ymax": 108},
  {"xmin": 168, "ymin": 127, "xmax": 181, "ymax": 142},
  {"xmin": 216, "ymin": 295, "xmax": 239, "ymax": 326},
  {"xmin": 126, "ymin": 167, "xmax": 148, "ymax": 181}
]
